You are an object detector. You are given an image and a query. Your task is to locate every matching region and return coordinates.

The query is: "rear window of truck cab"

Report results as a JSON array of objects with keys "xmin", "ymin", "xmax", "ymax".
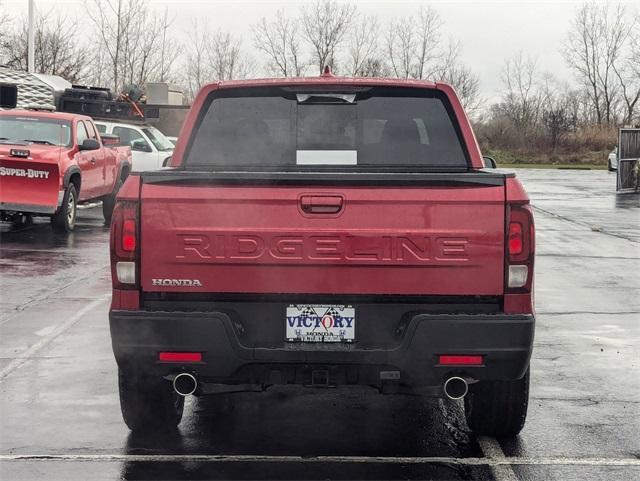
[{"xmin": 184, "ymin": 86, "xmax": 469, "ymax": 171}]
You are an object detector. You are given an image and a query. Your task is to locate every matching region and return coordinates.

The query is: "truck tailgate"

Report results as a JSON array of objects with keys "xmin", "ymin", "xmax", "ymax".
[
  {"xmin": 0, "ymin": 157, "xmax": 60, "ymax": 213},
  {"xmin": 140, "ymin": 176, "xmax": 506, "ymax": 296}
]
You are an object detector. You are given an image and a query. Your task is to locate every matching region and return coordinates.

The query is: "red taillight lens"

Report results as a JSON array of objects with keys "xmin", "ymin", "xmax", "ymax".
[
  {"xmin": 110, "ymin": 201, "xmax": 139, "ymax": 289},
  {"xmin": 508, "ymin": 222, "xmax": 523, "ymax": 255},
  {"xmin": 506, "ymin": 203, "xmax": 535, "ymax": 292},
  {"xmin": 159, "ymin": 352, "xmax": 202, "ymax": 363},
  {"xmin": 122, "ymin": 219, "xmax": 136, "ymax": 252},
  {"xmin": 439, "ymin": 355, "xmax": 483, "ymax": 365}
]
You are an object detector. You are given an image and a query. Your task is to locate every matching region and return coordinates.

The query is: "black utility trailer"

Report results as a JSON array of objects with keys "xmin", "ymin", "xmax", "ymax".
[{"xmin": 617, "ymin": 128, "xmax": 640, "ymax": 192}]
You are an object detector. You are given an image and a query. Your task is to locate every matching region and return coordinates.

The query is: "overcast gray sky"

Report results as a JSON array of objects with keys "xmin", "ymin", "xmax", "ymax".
[{"xmin": 4, "ymin": 0, "xmax": 639, "ymax": 100}]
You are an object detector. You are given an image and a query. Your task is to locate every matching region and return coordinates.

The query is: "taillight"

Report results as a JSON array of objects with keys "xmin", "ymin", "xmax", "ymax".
[
  {"xmin": 506, "ymin": 203, "xmax": 535, "ymax": 291},
  {"xmin": 110, "ymin": 201, "xmax": 139, "ymax": 289},
  {"xmin": 122, "ymin": 220, "xmax": 136, "ymax": 251},
  {"xmin": 508, "ymin": 222, "xmax": 523, "ymax": 255}
]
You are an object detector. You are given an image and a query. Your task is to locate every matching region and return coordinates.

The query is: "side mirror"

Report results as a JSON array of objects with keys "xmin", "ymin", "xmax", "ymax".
[
  {"xmin": 132, "ymin": 139, "xmax": 152, "ymax": 152},
  {"xmin": 483, "ymin": 156, "xmax": 497, "ymax": 168},
  {"xmin": 79, "ymin": 138, "xmax": 100, "ymax": 151}
]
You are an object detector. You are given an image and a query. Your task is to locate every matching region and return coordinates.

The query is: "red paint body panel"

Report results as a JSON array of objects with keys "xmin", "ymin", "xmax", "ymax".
[
  {"xmin": 140, "ymin": 184, "xmax": 506, "ymax": 295},
  {"xmin": 0, "ymin": 110, "xmax": 130, "ymax": 212},
  {"xmin": 504, "ymin": 293, "xmax": 535, "ymax": 315},
  {"xmin": 118, "ymin": 76, "xmax": 534, "ymax": 314},
  {"xmin": 110, "ymin": 289, "xmax": 140, "ymax": 310},
  {"xmin": 506, "ymin": 177, "xmax": 530, "ymax": 204}
]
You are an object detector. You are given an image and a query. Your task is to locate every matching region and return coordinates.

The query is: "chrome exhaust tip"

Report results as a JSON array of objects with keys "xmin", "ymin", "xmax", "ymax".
[
  {"xmin": 443, "ymin": 376, "xmax": 468, "ymax": 400},
  {"xmin": 173, "ymin": 373, "xmax": 197, "ymax": 396}
]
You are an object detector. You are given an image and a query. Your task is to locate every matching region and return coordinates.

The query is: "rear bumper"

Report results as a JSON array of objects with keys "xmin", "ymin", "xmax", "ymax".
[
  {"xmin": 1, "ymin": 191, "xmax": 63, "ymax": 215},
  {"xmin": 109, "ymin": 309, "xmax": 534, "ymax": 393},
  {"xmin": 0, "ymin": 201, "xmax": 57, "ymax": 214}
]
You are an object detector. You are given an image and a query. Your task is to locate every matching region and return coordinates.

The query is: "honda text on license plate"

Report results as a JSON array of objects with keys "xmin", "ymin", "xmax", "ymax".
[{"xmin": 286, "ymin": 305, "xmax": 355, "ymax": 343}]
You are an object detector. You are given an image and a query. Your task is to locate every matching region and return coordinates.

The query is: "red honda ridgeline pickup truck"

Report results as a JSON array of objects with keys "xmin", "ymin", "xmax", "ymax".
[
  {"xmin": 109, "ymin": 74, "xmax": 535, "ymax": 437},
  {"xmin": 0, "ymin": 110, "xmax": 131, "ymax": 232}
]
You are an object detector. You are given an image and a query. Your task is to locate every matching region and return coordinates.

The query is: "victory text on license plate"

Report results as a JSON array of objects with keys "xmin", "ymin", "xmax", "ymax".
[{"xmin": 286, "ymin": 305, "xmax": 355, "ymax": 343}]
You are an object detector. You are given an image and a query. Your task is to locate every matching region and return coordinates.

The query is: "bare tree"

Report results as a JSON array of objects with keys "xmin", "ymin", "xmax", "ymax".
[
  {"xmin": 563, "ymin": 2, "xmax": 631, "ymax": 125},
  {"xmin": 157, "ymin": 7, "xmax": 179, "ymax": 82},
  {"xmin": 611, "ymin": 15, "xmax": 640, "ymax": 125},
  {"xmin": 346, "ymin": 14, "xmax": 379, "ymax": 76},
  {"xmin": 356, "ymin": 57, "xmax": 390, "ymax": 77},
  {"xmin": 542, "ymin": 82, "xmax": 578, "ymax": 151},
  {"xmin": 412, "ymin": 6, "xmax": 442, "ymax": 80},
  {"xmin": 183, "ymin": 21, "xmax": 211, "ymax": 100},
  {"xmin": 301, "ymin": 0, "xmax": 355, "ymax": 74},
  {"xmin": 442, "ymin": 64, "xmax": 481, "ymax": 115},
  {"xmin": 0, "ymin": 2, "xmax": 10, "ymax": 53},
  {"xmin": 209, "ymin": 30, "xmax": 253, "ymax": 81},
  {"xmin": 1, "ymin": 12, "xmax": 87, "ymax": 82},
  {"xmin": 386, "ymin": 7, "xmax": 442, "ymax": 80},
  {"xmin": 434, "ymin": 40, "xmax": 481, "ymax": 114},
  {"xmin": 252, "ymin": 9, "xmax": 304, "ymax": 77},
  {"xmin": 498, "ymin": 52, "xmax": 547, "ymax": 134},
  {"xmin": 385, "ymin": 16, "xmax": 415, "ymax": 78},
  {"xmin": 183, "ymin": 23, "xmax": 253, "ymax": 100},
  {"xmin": 84, "ymin": 0, "xmax": 179, "ymax": 92},
  {"xmin": 85, "ymin": 0, "xmax": 129, "ymax": 91}
]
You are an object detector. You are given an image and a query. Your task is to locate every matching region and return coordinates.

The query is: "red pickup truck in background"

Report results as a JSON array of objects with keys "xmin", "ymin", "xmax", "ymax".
[
  {"xmin": 109, "ymin": 74, "xmax": 535, "ymax": 438},
  {"xmin": 0, "ymin": 110, "xmax": 131, "ymax": 232}
]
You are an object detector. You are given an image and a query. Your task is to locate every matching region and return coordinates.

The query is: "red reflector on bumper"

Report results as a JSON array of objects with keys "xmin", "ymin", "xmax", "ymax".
[
  {"xmin": 439, "ymin": 355, "xmax": 483, "ymax": 365},
  {"xmin": 159, "ymin": 352, "xmax": 202, "ymax": 363}
]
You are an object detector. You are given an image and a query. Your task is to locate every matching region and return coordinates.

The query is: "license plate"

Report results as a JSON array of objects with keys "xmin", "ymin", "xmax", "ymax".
[{"xmin": 286, "ymin": 305, "xmax": 355, "ymax": 343}]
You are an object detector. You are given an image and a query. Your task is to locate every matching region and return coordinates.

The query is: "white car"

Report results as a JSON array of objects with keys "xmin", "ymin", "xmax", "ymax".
[
  {"xmin": 94, "ymin": 121, "xmax": 174, "ymax": 171},
  {"xmin": 608, "ymin": 147, "xmax": 618, "ymax": 171}
]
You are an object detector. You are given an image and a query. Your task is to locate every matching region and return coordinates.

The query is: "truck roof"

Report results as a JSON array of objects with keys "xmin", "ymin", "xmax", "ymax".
[
  {"xmin": 205, "ymin": 74, "xmax": 439, "ymax": 91},
  {"xmin": 0, "ymin": 109, "xmax": 93, "ymax": 123}
]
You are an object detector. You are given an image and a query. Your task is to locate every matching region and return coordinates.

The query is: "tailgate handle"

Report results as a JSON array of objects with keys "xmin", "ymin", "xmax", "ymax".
[{"xmin": 300, "ymin": 195, "xmax": 343, "ymax": 214}]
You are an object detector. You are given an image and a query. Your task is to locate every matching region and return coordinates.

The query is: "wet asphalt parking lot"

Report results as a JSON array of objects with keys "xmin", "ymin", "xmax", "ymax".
[{"xmin": 0, "ymin": 168, "xmax": 638, "ymax": 481}]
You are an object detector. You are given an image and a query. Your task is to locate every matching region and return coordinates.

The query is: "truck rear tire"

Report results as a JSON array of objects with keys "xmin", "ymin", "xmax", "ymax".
[
  {"xmin": 51, "ymin": 184, "xmax": 77, "ymax": 233},
  {"xmin": 118, "ymin": 369, "xmax": 184, "ymax": 433},
  {"xmin": 464, "ymin": 367, "xmax": 529, "ymax": 438},
  {"xmin": 102, "ymin": 180, "xmax": 122, "ymax": 225}
]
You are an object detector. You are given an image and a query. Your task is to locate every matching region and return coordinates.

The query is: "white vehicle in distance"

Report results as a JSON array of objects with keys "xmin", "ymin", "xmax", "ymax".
[
  {"xmin": 608, "ymin": 147, "xmax": 618, "ymax": 171},
  {"xmin": 94, "ymin": 121, "xmax": 173, "ymax": 171}
]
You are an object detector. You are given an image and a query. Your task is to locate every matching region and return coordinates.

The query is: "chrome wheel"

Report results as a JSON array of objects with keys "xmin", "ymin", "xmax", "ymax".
[
  {"xmin": 67, "ymin": 190, "xmax": 76, "ymax": 226},
  {"xmin": 52, "ymin": 184, "xmax": 78, "ymax": 233}
]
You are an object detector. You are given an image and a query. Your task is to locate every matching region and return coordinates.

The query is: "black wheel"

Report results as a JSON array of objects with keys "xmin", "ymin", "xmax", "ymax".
[
  {"xmin": 464, "ymin": 368, "xmax": 529, "ymax": 438},
  {"xmin": 51, "ymin": 184, "xmax": 77, "ymax": 233},
  {"xmin": 102, "ymin": 179, "xmax": 122, "ymax": 224},
  {"xmin": 608, "ymin": 160, "xmax": 615, "ymax": 172},
  {"xmin": 118, "ymin": 369, "xmax": 184, "ymax": 433}
]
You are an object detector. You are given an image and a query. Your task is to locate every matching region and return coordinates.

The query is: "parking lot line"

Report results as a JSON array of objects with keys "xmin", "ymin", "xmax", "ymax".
[
  {"xmin": 0, "ymin": 454, "xmax": 638, "ymax": 466},
  {"xmin": 0, "ymin": 294, "xmax": 110, "ymax": 382},
  {"xmin": 477, "ymin": 436, "xmax": 519, "ymax": 481}
]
